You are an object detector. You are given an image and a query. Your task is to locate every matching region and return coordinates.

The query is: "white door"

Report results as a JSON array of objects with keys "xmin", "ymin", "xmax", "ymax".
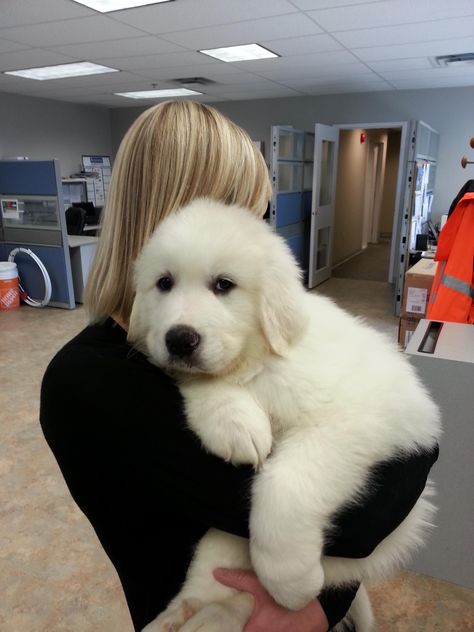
[{"xmin": 308, "ymin": 124, "xmax": 340, "ymax": 289}]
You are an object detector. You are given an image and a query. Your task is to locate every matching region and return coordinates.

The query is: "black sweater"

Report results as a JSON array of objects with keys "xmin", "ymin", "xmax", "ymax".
[{"xmin": 40, "ymin": 318, "xmax": 438, "ymax": 631}]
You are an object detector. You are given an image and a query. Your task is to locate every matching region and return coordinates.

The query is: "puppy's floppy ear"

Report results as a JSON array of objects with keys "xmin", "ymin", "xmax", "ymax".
[
  {"xmin": 127, "ymin": 292, "xmax": 146, "ymax": 346},
  {"xmin": 260, "ymin": 236, "xmax": 309, "ymax": 356}
]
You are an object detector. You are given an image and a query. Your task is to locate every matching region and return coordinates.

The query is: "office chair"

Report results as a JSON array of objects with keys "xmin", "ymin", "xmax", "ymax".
[
  {"xmin": 72, "ymin": 201, "xmax": 97, "ymax": 225},
  {"xmin": 66, "ymin": 206, "xmax": 86, "ymax": 235}
]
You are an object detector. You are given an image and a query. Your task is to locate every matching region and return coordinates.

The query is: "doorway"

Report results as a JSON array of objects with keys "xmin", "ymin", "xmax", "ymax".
[{"xmin": 331, "ymin": 127, "xmax": 402, "ymax": 284}]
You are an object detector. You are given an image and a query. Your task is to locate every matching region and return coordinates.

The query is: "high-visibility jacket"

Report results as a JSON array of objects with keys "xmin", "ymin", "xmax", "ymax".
[{"xmin": 427, "ymin": 192, "xmax": 474, "ymax": 323}]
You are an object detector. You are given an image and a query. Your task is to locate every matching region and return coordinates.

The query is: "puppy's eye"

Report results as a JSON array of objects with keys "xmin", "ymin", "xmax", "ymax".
[
  {"xmin": 156, "ymin": 276, "xmax": 173, "ymax": 292},
  {"xmin": 214, "ymin": 277, "xmax": 235, "ymax": 294}
]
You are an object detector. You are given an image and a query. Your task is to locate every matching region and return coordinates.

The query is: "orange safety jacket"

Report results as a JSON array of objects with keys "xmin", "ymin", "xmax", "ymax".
[{"xmin": 427, "ymin": 191, "xmax": 474, "ymax": 323}]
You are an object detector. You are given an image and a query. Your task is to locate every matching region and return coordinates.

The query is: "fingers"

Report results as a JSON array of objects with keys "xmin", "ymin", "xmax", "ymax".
[{"xmin": 213, "ymin": 568, "xmax": 261, "ymax": 595}]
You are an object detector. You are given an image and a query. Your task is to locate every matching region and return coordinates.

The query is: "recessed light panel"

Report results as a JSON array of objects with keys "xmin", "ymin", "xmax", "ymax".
[
  {"xmin": 115, "ymin": 88, "xmax": 202, "ymax": 98},
  {"xmin": 4, "ymin": 61, "xmax": 119, "ymax": 80},
  {"xmin": 72, "ymin": 0, "xmax": 173, "ymax": 12},
  {"xmin": 200, "ymin": 43, "xmax": 278, "ymax": 63}
]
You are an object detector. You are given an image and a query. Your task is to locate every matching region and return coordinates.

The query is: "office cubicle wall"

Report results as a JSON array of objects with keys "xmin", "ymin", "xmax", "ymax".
[
  {"xmin": 270, "ymin": 126, "xmax": 314, "ymax": 280},
  {"xmin": 0, "ymin": 160, "xmax": 75, "ymax": 308}
]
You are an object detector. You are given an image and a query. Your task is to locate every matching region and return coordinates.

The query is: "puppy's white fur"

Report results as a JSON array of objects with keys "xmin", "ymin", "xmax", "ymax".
[{"xmin": 130, "ymin": 198, "xmax": 441, "ymax": 632}]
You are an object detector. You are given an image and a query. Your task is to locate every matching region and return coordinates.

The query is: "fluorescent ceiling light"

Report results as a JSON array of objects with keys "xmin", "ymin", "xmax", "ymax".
[
  {"xmin": 115, "ymin": 88, "xmax": 202, "ymax": 98},
  {"xmin": 71, "ymin": 0, "xmax": 173, "ymax": 12},
  {"xmin": 4, "ymin": 61, "xmax": 119, "ymax": 81},
  {"xmin": 200, "ymin": 43, "xmax": 278, "ymax": 63}
]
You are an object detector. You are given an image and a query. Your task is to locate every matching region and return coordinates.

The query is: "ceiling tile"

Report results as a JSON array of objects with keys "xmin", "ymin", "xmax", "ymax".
[
  {"xmin": 233, "ymin": 50, "xmax": 358, "ymax": 74},
  {"xmin": 135, "ymin": 63, "xmax": 264, "ymax": 84},
  {"xmin": 291, "ymin": 0, "xmax": 384, "ymax": 9},
  {"xmin": 379, "ymin": 66, "xmax": 474, "ymax": 81},
  {"xmin": 333, "ymin": 16, "xmax": 474, "ymax": 49},
  {"xmin": 287, "ymin": 76, "xmax": 391, "ymax": 91},
  {"xmin": 223, "ymin": 86, "xmax": 303, "ymax": 100},
  {"xmin": 0, "ymin": 38, "xmax": 30, "ymax": 54},
  {"xmin": 159, "ymin": 14, "xmax": 323, "ymax": 50},
  {"xmin": 390, "ymin": 75, "xmax": 474, "ymax": 89},
  {"xmin": 353, "ymin": 35, "xmax": 474, "ymax": 62},
  {"xmin": 255, "ymin": 61, "xmax": 373, "ymax": 81},
  {"xmin": 366, "ymin": 58, "xmax": 435, "ymax": 72},
  {"xmin": 0, "ymin": 0, "xmax": 94, "ymax": 29},
  {"xmin": 0, "ymin": 49, "xmax": 78, "ymax": 72},
  {"xmin": 5, "ymin": 16, "xmax": 147, "ymax": 48},
  {"xmin": 306, "ymin": 0, "xmax": 474, "ymax": 32},
  {"xmin": 282, "ymin": 71, "xmax": 381, "ymax": 87},
  {"xmin": 302, "ymin": 83, "xmax": 391, "ymax": 95},
  {"xmin": 202, "ymin": 79, "xmax": 284, "ymax": 94},
  {"xmin": 110, "ymin": 0, "xmax": 298, "ymax": 34},
  {"xmin": 99, "ymin": 50, "xmax": 218, "ymax": 71},
  {"xmin": 0, "ymin": 0, "xmax": 473, "ymax": 106},
  {"xmin": 261, "ymin": 33, "xmax": 343, "ymax": 57},
  {"xmin": 50, "ymin": 36, "xmax": 186, "ymax": 60}
]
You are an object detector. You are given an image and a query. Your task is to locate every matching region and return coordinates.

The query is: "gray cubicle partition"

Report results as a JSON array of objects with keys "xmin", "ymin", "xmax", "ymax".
[
  {"xmin": 270, "ymin": 126, "xmax": 314, "ymax": 280},
  {"xmin": 0, "ymin": 160, "xmax": 75, "ymax": 309},
  {"xmin": 406, "ymin": 320, "xmax": 474, "ymax": 589}
]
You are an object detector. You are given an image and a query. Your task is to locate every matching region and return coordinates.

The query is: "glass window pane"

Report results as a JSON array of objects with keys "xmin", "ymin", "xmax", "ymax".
[
  {"xmin": 0, "ymin": 196, "xmax": 59, "ymax": 230},
  {"xmin": 316, "ymin": 226, "xmax": 330, "ymax": 271},
  {"xmin": 319, "ymin": 140, "xmax": 334, "ymax": 206}
]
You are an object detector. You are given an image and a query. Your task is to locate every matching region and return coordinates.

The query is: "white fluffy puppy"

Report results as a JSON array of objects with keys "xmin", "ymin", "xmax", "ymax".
[{"xmin": 129, "ymin": 198, "xmax": 441, "ymax": 632}]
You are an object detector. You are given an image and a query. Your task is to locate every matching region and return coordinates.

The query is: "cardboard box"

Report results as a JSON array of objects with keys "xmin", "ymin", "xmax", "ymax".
[
  {"xmin": 401, "ymin": 258, "xmax": 437, "ymax": 318},
  {"xmin": 398, "ymin": 317, "xmax": 420, "ymax": 349}
]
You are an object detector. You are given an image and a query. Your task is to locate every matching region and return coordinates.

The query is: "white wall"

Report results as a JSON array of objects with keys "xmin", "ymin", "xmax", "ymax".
[
  {"xmin": 110, "ymin": 86, "xmax": 474, "ymax": 222},
  {"xmin": 0, "ymin": 92, "xmax": 113, "ymax": 177}
]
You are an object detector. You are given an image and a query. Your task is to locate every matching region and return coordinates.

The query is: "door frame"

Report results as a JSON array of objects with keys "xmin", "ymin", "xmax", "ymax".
[{"xmin": 336, "ymin": 121, "xmax": 410, "ymax": 284}]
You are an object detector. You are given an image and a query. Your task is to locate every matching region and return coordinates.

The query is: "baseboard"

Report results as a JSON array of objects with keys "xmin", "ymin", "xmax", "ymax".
[{"xmin": 332, "ymin": 249, "xmax": 364, "ymax": 270}]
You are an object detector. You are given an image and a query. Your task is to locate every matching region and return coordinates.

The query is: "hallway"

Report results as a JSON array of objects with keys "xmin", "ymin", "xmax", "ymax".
[{"xmin": 332, "ymin": 240, "xmax": 392, "ymax": 283}]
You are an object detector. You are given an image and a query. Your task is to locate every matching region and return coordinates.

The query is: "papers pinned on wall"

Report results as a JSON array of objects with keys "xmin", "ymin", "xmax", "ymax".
[{"xmin": 81, "ymin": 155, "xmax": 112, "ymax": 207}]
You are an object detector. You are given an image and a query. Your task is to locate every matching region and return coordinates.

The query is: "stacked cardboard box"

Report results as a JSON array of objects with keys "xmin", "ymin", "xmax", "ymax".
[{"xmin": 398, "ymin": 258, "xmax": 437, "ymax": 348}]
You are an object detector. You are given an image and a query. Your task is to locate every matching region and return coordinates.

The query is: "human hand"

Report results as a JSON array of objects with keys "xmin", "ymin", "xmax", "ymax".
[{"xmin": 213, "ymin": 568, "xmax": 329, "ymax": 632}]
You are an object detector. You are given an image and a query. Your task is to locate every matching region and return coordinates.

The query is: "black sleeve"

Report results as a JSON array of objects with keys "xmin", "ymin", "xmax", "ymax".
[
  {"xmin": 39, "ymin": 323, "xmax": 439, "ymax": 632},
  {"xmin": 40, "ymin": 331, "xmax": 254, "ymax": 631},
  {"xmin": 319, "ymin": 445, "xmax": 439, "ymax": 630},
  {"xmin": 323, "ymin": 444, "xmax": 439, "ymax": 559}
]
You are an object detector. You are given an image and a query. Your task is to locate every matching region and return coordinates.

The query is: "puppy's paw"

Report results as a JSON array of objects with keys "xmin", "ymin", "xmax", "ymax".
[
  {"xmin": 261, "ymin": 563, "xmax": 325, "ymax": 611},
  {"xmin": 251, "ymin": 540, "xmax": 325, "ymax": 611},
  {"xmin": 142, "ymin": 599, "xmax": 202, "ymax": 632},
  {"xmin": 179, "ymin": 601, "xmax": 245, "ymax": 632},
  {"xmin": 200, "ymin": 405, "xmax": 272, "ymax": 467}
]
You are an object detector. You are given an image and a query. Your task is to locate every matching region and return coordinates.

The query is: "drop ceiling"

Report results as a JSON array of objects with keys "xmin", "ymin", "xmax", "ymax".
[{"xmin": 0, "ymin": 0, "xmax": 473, "ymax": 107}]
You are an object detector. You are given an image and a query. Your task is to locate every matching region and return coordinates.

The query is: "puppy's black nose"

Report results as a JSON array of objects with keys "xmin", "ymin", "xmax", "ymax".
[{"xmin": 165, "ymin": 325, "xmax": 201, "ymax": 358}]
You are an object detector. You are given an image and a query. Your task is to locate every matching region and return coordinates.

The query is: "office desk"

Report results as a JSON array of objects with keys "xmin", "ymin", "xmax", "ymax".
[
  {"xmin": 68, "ymin": 235, "xmax": 98, "ymax": 302},
  {"xmin": 82, "ymin": 224, "xmax": 100, "ymax": 236}
]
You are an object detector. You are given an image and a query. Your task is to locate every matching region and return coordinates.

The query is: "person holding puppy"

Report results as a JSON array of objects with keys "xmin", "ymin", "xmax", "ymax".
[{"xmin": 40, "ymin": 101, "xmax": 438, "ymax": 632}]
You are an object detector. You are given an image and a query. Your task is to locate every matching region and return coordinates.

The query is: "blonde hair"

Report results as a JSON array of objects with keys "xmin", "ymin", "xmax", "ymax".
[{"xmin": 84, "ymin": 100, "xmax": 272, "ymax": 323}]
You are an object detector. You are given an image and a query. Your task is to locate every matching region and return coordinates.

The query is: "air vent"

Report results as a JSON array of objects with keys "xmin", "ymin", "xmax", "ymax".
[
  {"xmin": 431, "ymin": 53, "xmax": 474, "ymax": 67},
  {"xmin": 173, "ymin": 76, "xmax": 216, "ymax": 86}
]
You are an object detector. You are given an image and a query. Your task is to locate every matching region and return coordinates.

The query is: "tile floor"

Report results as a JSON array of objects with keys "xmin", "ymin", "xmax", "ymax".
[{"xmin": 1, "ymin": 277, "xmax": 473, "ymax": 631}]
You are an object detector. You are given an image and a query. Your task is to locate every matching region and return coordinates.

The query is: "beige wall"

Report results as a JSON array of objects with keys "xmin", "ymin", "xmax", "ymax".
[{"xmin": 332, "ymin": 129, "xmax": 366, "ymax": 265}]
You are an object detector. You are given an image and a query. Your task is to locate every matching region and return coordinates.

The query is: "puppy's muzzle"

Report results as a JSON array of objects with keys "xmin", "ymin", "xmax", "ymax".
[{"xmin": 165, "ymin": 325, "xmax": 201, "ymax": 359}]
